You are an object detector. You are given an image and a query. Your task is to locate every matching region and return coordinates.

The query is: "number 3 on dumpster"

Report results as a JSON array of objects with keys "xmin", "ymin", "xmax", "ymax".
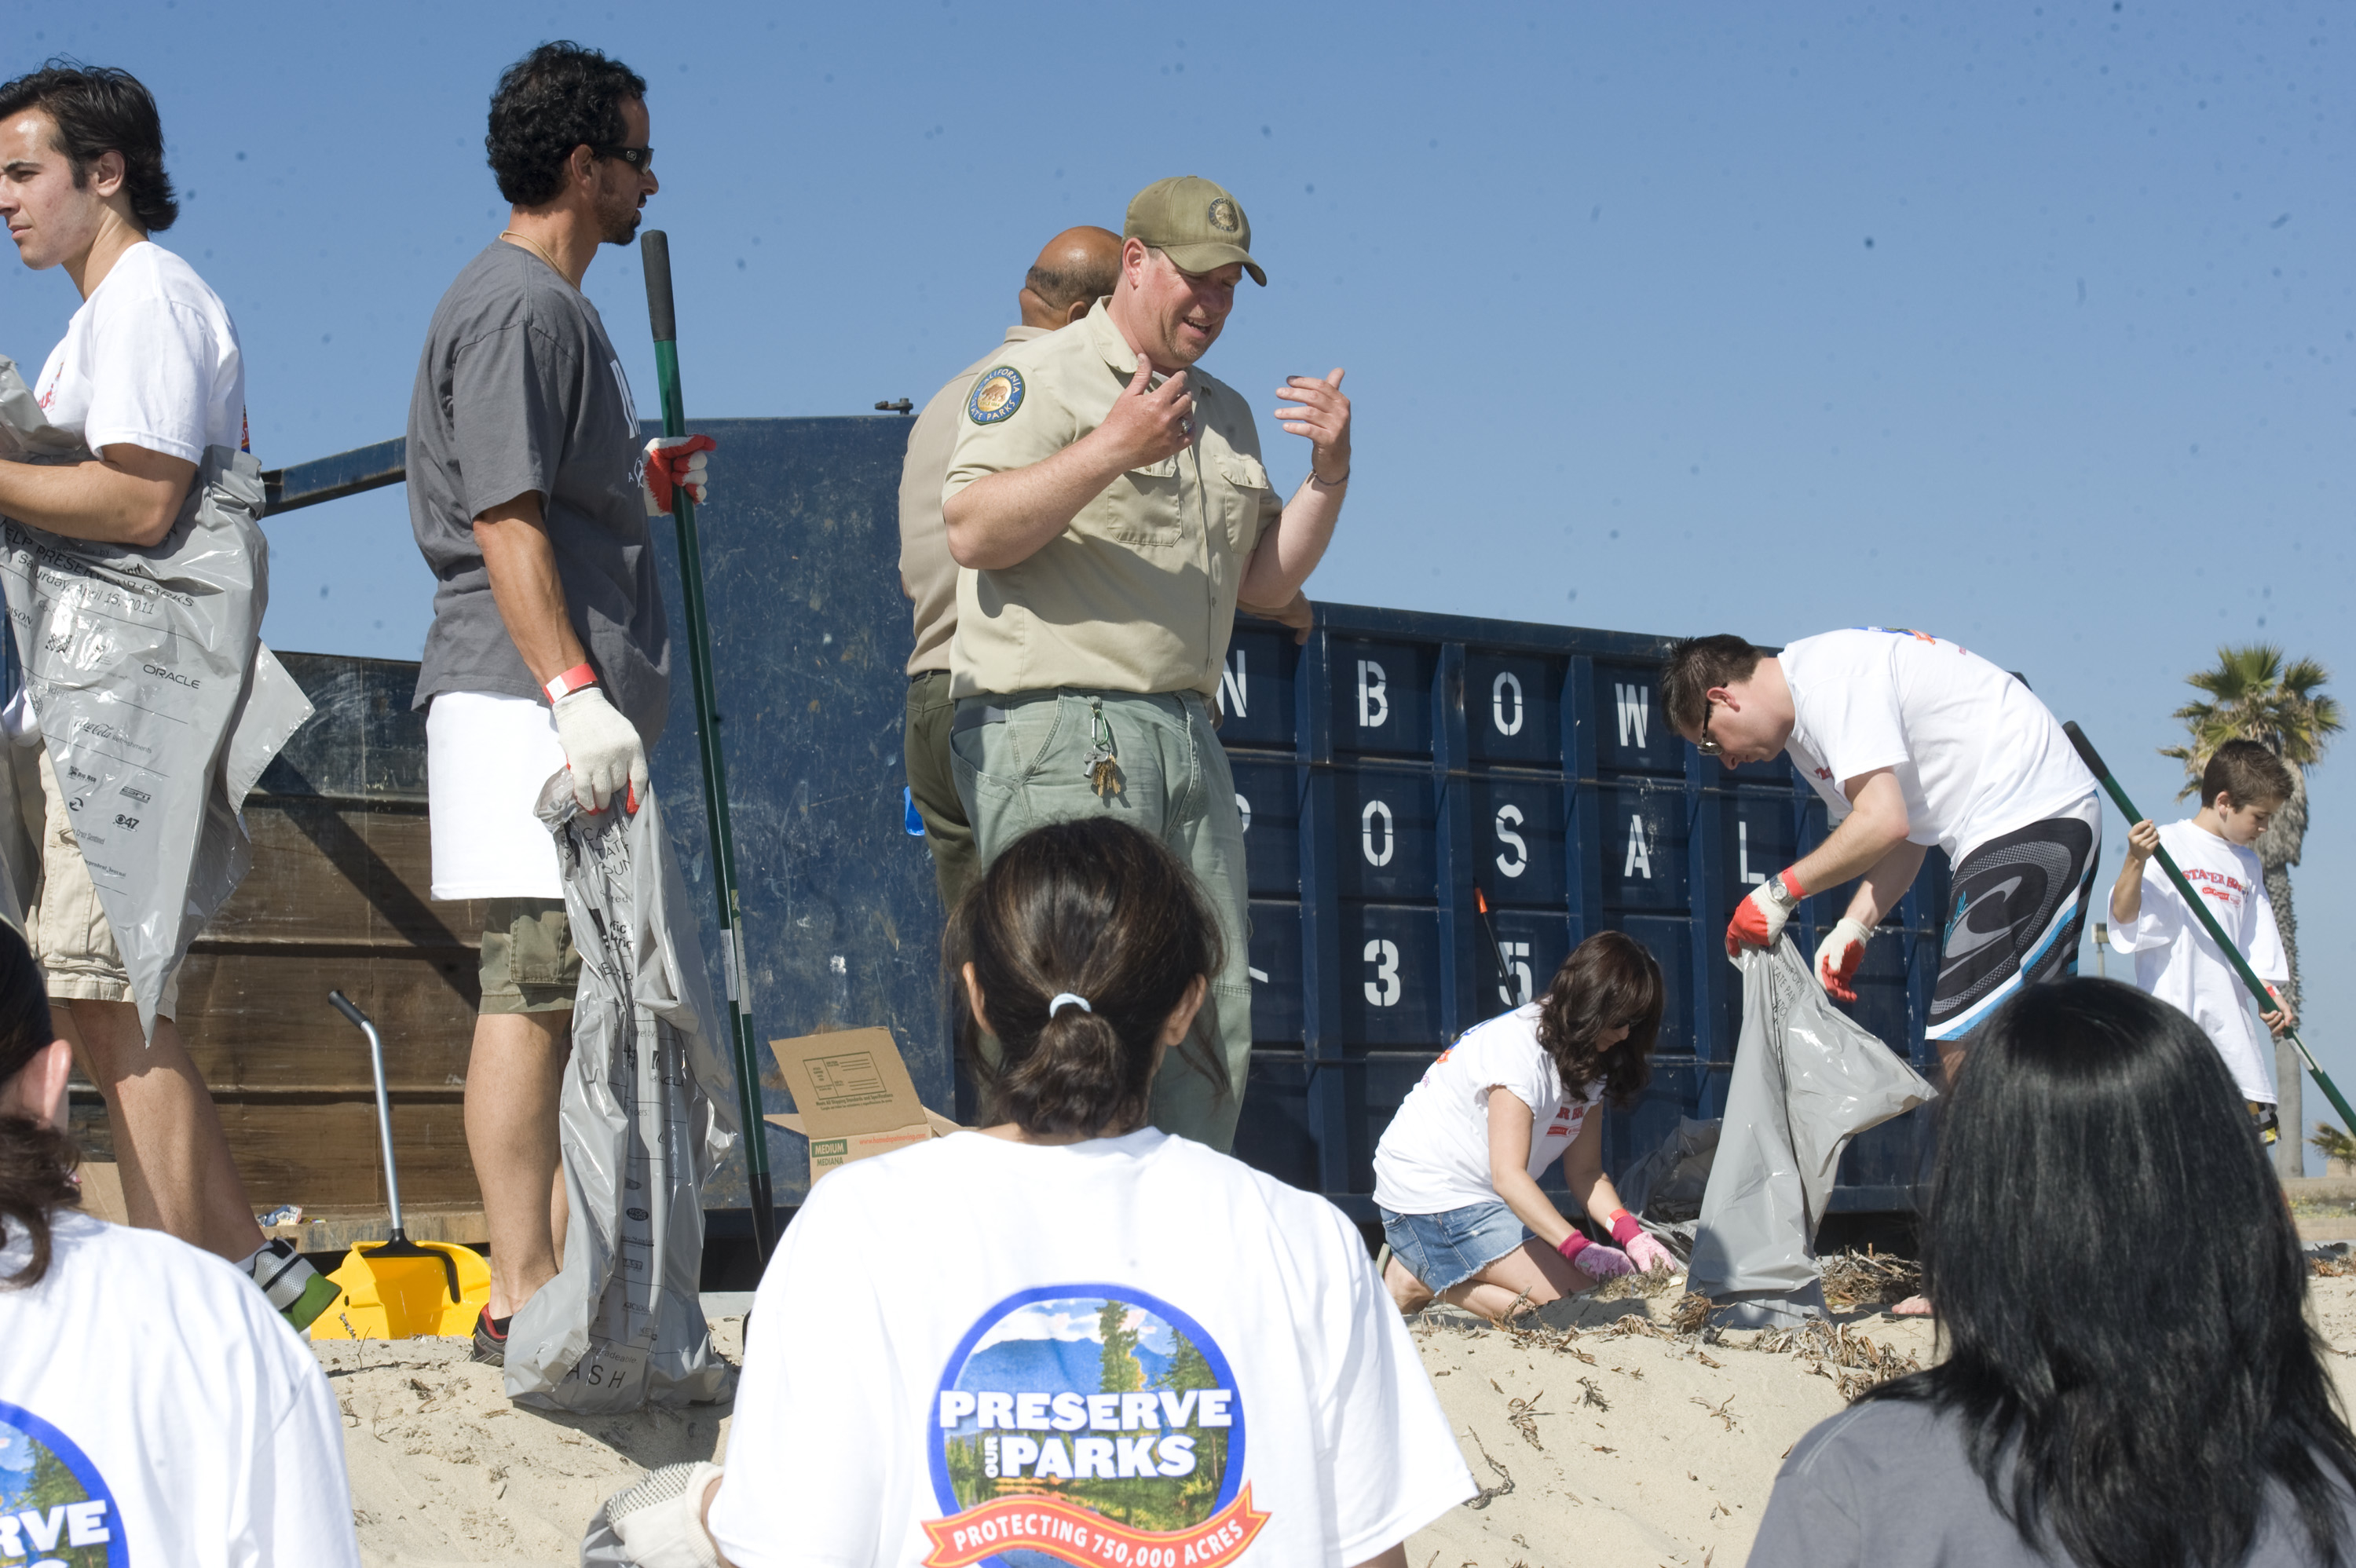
[{"xmin": 1363, "ymin": 938, "xmax": 1401, "ymax": 1007}]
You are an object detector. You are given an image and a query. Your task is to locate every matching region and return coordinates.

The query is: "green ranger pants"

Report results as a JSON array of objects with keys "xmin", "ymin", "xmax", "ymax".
[
  {"xmin": 905, "ymin": 671, "xmax": 979, "ymax": 915},
  {"xmin": 950, "ymin": 688, "xmax": 1252, "ymax": 1152}
]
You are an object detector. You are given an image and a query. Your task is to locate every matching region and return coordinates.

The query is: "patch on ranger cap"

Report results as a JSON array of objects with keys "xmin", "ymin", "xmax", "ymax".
[
  {"xmin": 967, "ymin": 366, "xmax": 1025, "ymax": 425},
  {"xmin": 1206, "ymin": 196, "xmax": 1241, "ymax": 234}
]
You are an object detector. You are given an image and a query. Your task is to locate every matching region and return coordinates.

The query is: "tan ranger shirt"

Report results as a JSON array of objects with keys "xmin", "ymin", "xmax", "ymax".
[
  {"xmin": 943, "ymin": 300, "xmax": 1284, "ymax": 700},
  {"xmin": 897, "ymin": 323, "xmax": 1047, "ymax": 677}
]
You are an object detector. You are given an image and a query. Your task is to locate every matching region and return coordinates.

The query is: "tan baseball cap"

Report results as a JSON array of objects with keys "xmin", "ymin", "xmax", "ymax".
[{"xmin": 1124, "ymin": 175, "xmax": 1266, "ymax": 286}]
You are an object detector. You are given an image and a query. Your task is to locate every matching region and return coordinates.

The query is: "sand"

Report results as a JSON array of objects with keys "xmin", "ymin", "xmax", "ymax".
[{"xmin": 329, "ymin": 1278, "xmax": 2356, "ymax": 1567}]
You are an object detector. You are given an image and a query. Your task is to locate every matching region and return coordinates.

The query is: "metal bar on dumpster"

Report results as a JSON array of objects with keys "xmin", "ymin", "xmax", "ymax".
[
  {"xmin": 2063, "ymin": 721, "xmax": 2356, "ymax": 1136},
  {"xmin": 640, "ymin": 229, "xmax": 777, "ymax": 1264}
]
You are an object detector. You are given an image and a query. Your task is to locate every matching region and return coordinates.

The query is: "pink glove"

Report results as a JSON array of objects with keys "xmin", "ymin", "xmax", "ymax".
[
  {"xmin": 1725, "ymin": 868, "xmax": 1803, "ymax": 957},
  {"xmin": 642, "ymin": 433, "xmax": 717, "ymax": 515},
  {"xmin": 1608, "ymin": 1209, "xmax": 1678, "ymax": 1274},
  {"xmin": 1815, "ymin": 918, "xmax": 1874, "ymax": 1003},
  {"xmin": 1557, "ymin": 1231, "xmax": 1635, "ymax": 1281}
]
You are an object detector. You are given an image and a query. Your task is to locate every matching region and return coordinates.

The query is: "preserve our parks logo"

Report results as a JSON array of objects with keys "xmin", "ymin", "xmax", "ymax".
[
  {"xmin": 0, "ymin": 1402, "xmax": 120, "ymax": 1566},
  {"xmin": 924, "ymin": 1285, "xmax": 1269, "ymax": 1568}
]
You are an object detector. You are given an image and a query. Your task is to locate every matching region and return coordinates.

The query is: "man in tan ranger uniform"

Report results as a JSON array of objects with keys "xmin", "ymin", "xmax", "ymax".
[{"xmin": 942, "ymin": 175, "xmax": 1354, "ymax": 1150}]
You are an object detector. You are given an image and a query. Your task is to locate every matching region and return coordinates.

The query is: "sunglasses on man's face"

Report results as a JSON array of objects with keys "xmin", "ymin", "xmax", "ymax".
[
  {"xmin": 596, "ymin": 144, "xmax": 655, "ymax": 173},
  {"xmin": 1695, "ymin": 702, "xmax": 1725, "ymax": 758}
]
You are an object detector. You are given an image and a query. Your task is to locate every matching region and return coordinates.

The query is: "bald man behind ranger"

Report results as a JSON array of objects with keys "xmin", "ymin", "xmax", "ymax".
[
  {"xmin": 942, "ymin": 176, "xmax": 1353, "ymax": 1151},
  {"xmin": 898, "ymin": 227, "xmax": 1120, "ymax": 915}
]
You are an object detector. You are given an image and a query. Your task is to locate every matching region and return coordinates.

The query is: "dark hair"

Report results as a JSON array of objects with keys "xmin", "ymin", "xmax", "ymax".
[
  {"xmin": 485, "ymin": 42, "xmax": 647, "ymax": 207},
  {"xmin": 1534, "ymin": 930, "xmax": 1663, "ymax": 1106},
  {"xmin": 2202, "ymin": 738, "xmax": 2295, "ymax": 812},
  {"xmin": 0, "ymin": 62, "xmax": 177, "ymax": 232},
  {"xmin": 1658, "ymin": 634, "xmax": 1767, "ymax": 736},
  {"xmin": 1026, "ymin": 255, "xmax": 1119, "ymax": 313},
  {"xmin": 950, "ymin": 818, "xmax": 1226, "ymax": 1139},
  {"xmin": 1864, "ymin": 978, "xmax": 2356, "ymax": 1568},
  {"xmin": 0, "ymin": 923, "xmax": 71, "ymax": 1291}
]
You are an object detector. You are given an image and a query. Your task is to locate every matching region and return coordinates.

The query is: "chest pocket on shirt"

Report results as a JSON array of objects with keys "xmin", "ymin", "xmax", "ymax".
[
  {"xmin": 1216, "ymin": 451, "xmax": 1275, "ymax": 550},
  {"xmin": 1096, "ymin": 455, "xmax": 1183, "ymax": 546}
]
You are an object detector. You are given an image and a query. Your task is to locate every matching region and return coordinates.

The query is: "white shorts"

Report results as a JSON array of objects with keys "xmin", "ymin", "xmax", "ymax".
[{"xmin": 425, "ymin": 692, "xmax": 567, "ymax": 901}]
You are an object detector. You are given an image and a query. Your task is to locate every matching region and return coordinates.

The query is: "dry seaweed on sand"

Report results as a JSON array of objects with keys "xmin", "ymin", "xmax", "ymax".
[
  {"xmin": 1818, "ymin": 1248, "xmax": 1925, "ymax": 1310},
  {"xmin": 1752, "ymin": 1319, "xmax": 1923, "ymax": 1400}
]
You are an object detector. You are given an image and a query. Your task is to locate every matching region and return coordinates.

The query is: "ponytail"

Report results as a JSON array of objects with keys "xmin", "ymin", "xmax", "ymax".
[
  {"xmin": 950, "ymin": 819, "xmax": 1225, "ymax": 1139},
  {"xmin": 0, "ymin": 922, "xmax": 71, "ymax": 1289}
]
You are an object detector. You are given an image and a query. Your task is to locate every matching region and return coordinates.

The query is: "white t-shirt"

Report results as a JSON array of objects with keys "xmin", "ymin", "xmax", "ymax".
[
  {"xmin": 2109, "ymin": 818, "xmax": 2288, "ymax": 1104},
  {"xmin": 708, "ymin": 1128, "xmax": 1473, "ymax": 1568},
  {"xmin": 32, "ymin": 239, "xmax": 247, "ymax": 462},
  {"xmin": 1780, "ymin": 629, "xmax": 2094, "ymax": 861},
  {"xmin": 1370, "ymin": 1003, "xmax": 1606, "ymax": 1216},
  {"xmin": 425, "ymin": 691, "xmax": 568, "ymax": 899},
  {"xmin": 0, "ymin": 1212, "xmax": 360, "ymax": 1566}
]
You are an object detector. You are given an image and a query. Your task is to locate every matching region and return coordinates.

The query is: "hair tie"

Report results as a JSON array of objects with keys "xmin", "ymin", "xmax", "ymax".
[{"xmin": 1047, "ymin": 992, "xmax": 1092, "ymax": 1018}]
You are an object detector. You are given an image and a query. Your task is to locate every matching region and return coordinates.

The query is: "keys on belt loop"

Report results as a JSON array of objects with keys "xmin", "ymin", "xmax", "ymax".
[{"xmin": 1083, "ymin": 698, "xmax": 1122, "ymax": 798}]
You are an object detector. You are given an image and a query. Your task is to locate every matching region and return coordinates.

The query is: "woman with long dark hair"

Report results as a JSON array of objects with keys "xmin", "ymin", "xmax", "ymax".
[
  {"xmin": 1751, "ymin": 977, "xmax": 2356, "ymax": 1568},
  {"xmin": 1370, "ymin": 930, "xmax": 1674, "ymax": 1321},
  {"xmin": 0, "ymin": 922, "xmax": 359, "ymax": 1564},
  {"xmin": 603, "ymin": 819, "xmax": 1472, "ymax": 1568}
]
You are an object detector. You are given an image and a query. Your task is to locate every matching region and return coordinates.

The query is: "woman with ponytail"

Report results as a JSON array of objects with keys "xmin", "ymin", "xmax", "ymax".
[
  {"xmin": 608, "ymin": 819, "xmax": 1473, "ymax": 1568},
  {"xmin": 0, "ymin": 922, "xmax": 359, "ymax": 1565}
]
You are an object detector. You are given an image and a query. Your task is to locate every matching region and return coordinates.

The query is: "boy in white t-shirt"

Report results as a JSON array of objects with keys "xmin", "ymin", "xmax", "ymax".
[
  {"xmin": 1661, "ymin": 630, "xmax": 2102, "ymax": 1073},
  {"xmin": 0, "ymin": 65, "xmax": 332, "ymax": 1324},
  {"xmin": 2109, "ymin": 739, "xmax": 2295, "ymax": 1141}
]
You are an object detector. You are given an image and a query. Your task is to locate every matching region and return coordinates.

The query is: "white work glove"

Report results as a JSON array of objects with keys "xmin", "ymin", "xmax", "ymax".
[
  {"xmin": 551, "ymin": 685, "xmax": 648, "ymax": 813},
  {"xmin": 642, "ymin": 434, "xmax": 716, "ymax": 516},
  {"xmin": 1815, "ymin": 917, "xmax": 1875, "ymax": 1003},
  {"xmin": 607, "ymin": 1461, "xmax": 724, "ymax": 1568},
  {"xmin": 1725, "ymin": 868, "xmax": 1804, "ymax": 958}
]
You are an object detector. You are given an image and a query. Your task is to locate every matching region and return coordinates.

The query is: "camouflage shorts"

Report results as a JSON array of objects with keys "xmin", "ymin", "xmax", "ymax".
[{"xmin": 478, "ymin": 897, "xmax": 579, "ymax": 1015}]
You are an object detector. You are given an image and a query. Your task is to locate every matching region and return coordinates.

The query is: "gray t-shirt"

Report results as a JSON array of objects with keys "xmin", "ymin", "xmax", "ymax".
[
  {"xmin": 406, "ymin": 242, "xmax": 668, "ymax": 743},
  {"xmin": 1750, "ymin": 1397, "xmax": 2356, "ymax": 1567}
]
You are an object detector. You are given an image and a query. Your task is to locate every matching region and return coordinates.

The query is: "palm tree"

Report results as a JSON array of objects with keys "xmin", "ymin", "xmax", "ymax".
[{"xmin": 2160, "ymin": 645, "xmax": 2343, "ymax": 1175}]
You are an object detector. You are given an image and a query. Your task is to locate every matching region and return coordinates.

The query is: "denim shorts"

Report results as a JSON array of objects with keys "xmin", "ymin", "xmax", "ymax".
[{"xmin": 1380, "ymin": 1201, "xmax": 1531, "ymax": 1293}]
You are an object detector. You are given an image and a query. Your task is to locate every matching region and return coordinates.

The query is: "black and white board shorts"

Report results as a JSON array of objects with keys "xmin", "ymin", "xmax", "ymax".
[{"xmin": 1924, "ymin": 792, "xmax": 2102, "ymax": 1044}]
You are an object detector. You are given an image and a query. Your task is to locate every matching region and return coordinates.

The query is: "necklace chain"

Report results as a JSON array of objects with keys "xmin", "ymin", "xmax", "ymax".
[{"xmin": 499, "ymin": 230, "xmax": 575, "ymax": 290}]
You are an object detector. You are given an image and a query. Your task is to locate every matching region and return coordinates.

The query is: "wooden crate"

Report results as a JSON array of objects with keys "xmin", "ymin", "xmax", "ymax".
[{"xmin": 68, "ymin": 653, "xmax": 493, "ymax": 1222}]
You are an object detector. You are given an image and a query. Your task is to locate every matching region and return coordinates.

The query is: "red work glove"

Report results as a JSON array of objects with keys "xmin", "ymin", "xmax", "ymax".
[
  {"xmin": 1815, "ymin": 918, "xmax": 1875, "ymax": 1003},
  {"xmin": 641, "ymin": 433, "xmax": 717, "ymax": 516},
  {"xmin": 1725, "ymin": 868, "xmax": 1805, "ymax": 957}
]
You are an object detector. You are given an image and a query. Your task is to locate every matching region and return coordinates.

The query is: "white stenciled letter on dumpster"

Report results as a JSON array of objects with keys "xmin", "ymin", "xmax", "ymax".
[
  {"xmin": 1492, "ymin": 670, "xmax": 1524, "ymax": 736},
  {"xmin": 1624, "ymin": 814, "xmax": 1653, "ymax": 879},
  {"xmin": 1615, "ymin": 682, "xmax": 1649, "ymax": 749},
  {"xmin": 1218, "ymin": 648, "xmax": 1246, "ymax": 719},
  {"xmin": 1361, "ymin": 799, "xmax": 1395, "ymax": 867},
  {"xmin": 1737, "ymin": 820, "xmax": 1766, "ymax": 884},
  {"xmin": 1498, "ymin": 941, "xmax": 1531, "ymax": 1006},
  {"xmin": 1363, "ymin": 938, "xmax": 1400, "ymax": 1006},
  {"xmin": 1494, "ymin": 803, "xmax": 1527, "ymax": 878},
  {"xmin": 1356, "ymin": 659, "xmax": 1388, "ymax": 729}
]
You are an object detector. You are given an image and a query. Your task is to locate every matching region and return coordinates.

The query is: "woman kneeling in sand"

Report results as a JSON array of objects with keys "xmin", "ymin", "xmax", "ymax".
[
  {"xmin": 592, "ymin": 818, "xmax": 1475, "ymax": 1568},
  {"xmin": 1373, "ymin": 931, "xmax": 1678, "ymax": 1321}
]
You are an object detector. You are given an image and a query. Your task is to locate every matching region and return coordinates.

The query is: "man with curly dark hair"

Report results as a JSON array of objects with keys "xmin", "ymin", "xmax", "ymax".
[
  {"xmin": 0, "ymin": 63, "xmax": 340, "ymax": 1329},
  {"xmin": 404, "ymin": 41, "xmax": 715, "ymax": 1367}
]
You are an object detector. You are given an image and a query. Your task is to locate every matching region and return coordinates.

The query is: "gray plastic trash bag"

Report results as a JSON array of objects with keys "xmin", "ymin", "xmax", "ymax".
[
  {"xmin": 0, "ymin": 356, "xmax": 311, "ymax": 1034},
  {"xmin": 506, "ymin": 772, "xmax": 739, "ymax": 1411},
  {"xmin": 1617, "ymin": 1116, "xmax": 1721, "ymax": 1223},
  {"xmin": 1688, "ymin": 938, "xmax": 1936, "ymax": 1327}
]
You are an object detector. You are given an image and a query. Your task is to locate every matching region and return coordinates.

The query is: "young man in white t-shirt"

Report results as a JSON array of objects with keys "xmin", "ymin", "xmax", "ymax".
[
  {"xmin": 2109, "ymin": 739, "xmax": 2295, "ymax": 1141},
  {"xmin": 0, "ymin": 65, "xmax": 332, "ymax": 1325},
  {"xmin": 1661, "ymin": 630, "xmax": 2102, "ymax": 1073}
]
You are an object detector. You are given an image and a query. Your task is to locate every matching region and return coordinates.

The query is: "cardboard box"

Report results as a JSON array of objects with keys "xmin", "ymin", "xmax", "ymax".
[
  {"xmin": 765, "ymin": 1027, "xmax": 964, "ymax": 1183},
  {"xmin": 71, "ymin": 1161, "xmax": 130, "ymax": 1225}
]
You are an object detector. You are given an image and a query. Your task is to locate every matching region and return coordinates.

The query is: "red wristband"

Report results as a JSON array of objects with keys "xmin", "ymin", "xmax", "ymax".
[
  {"xmin": 1608, "ymin": 1209, "xmax": 1644, "ymax": 1246},
  {"xmin": 543, "ymin": 662, "xmax": 598, "ymax": 703},
  {"xmin": 1778, "ymin": 868, "xmax": 1808, "ymax": 900},
  {"xmin": 1555, "ymin": 1231, "xmax": 1593, "ymax": 1263}
]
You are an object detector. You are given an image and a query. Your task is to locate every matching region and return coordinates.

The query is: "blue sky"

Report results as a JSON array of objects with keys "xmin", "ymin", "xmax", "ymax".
[{"xmin": 5, "ymin": 2, "xmax": 2349, "ymax": 1157}]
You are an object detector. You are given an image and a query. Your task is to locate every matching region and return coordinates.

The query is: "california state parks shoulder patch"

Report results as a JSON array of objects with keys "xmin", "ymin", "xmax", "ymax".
[
  {"xmin": 968, "ymin": 367, "xmax": 1025, "ymax": 425},
  {"xmin": 923, "ymin": 1285, "xmax": 1270, "ymax": 1567}
]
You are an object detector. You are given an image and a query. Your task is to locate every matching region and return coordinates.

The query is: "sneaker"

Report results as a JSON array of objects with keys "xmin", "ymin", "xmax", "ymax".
[
  {"xmin": 472, "ymin": 1305, "xmax": 510, "ymax": 1366},
  {"xmin": 244, "ymin": 1238, "xmax": 338, "ymax": 1331}
]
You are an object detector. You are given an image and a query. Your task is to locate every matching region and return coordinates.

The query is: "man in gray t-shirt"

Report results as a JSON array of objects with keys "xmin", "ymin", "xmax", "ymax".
[{"xmin": 404, "ymin": 42, "xmax": 715, "ymax": 1369}]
